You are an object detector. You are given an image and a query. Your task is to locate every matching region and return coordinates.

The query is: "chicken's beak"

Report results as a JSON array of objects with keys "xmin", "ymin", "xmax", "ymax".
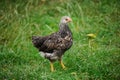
[{"xmin": 68, "ymin": 18, "xmax": 72, "ymax": 22}]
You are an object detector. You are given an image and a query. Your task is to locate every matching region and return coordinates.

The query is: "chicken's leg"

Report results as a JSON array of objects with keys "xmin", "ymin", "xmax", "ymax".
[
  {"xmin": 59, "ymin": 59, "xmax": 66, "ymax": 69},
  {"xmin": 50, "ymin": 62, "xmax": 54, "ymax": 72}
]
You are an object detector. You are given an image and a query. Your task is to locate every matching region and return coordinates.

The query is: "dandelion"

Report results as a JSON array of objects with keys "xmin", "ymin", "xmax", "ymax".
[
  {"xmin": 87, "ymin": 33, "xmax": 96, "ymax": 48},
  {"xmin": 87, "ymin": 33, "xmax": 96, "ymax": 39}
]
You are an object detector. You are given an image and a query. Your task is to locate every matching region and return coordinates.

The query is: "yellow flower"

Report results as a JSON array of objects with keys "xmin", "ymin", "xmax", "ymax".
[{"xmin": 87, "ymin": 33, "xmax": 96, "ymax": 38}]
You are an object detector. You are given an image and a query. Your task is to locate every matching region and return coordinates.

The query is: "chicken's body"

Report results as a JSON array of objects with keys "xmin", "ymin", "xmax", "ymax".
[{"xmin": 32, "ymin": 16, "xmax": 73, "ymax": 71}]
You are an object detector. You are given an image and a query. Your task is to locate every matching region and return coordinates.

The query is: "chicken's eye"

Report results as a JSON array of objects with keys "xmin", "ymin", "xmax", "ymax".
[{"xmin": 65, "ymin": 18, "xmax": 68, "ymax": 21}]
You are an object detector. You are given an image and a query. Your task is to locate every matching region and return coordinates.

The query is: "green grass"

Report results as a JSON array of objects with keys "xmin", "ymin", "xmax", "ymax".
[{"xmin": 0, "ymin": 0, "xmax": 120, "ymax": 80}]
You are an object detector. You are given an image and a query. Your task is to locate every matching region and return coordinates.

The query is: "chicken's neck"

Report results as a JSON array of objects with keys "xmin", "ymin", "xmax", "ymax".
[
  {"xmin": 59, "ymin": 23, "xmax": 72, "ymax": 38},
  {"xmin": 59, "ymin": 23, "xmax": 70, "ymax": 31}
]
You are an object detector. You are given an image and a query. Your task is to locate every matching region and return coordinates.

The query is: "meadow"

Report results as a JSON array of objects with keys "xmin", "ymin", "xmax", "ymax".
[{"xmin": 0, "ymin": 0, "xmax": 120, "ymax": 80}]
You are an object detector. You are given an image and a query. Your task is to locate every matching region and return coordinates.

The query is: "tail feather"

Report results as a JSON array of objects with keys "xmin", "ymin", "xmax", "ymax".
[{"xmin": 32, "ymin": 36, "xmax": 45, "ymax": 48}]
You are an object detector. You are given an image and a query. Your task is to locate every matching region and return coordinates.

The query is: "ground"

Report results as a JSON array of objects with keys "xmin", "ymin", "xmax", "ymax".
[{"xmin": 0, "ymin": 0, "xmax": 120, "ymax": 80}]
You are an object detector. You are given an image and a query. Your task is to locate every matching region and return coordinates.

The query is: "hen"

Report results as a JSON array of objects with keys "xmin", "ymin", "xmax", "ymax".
[{"xmin": 32, "ymin": 16, "xmax": 73, "ymax": 71}]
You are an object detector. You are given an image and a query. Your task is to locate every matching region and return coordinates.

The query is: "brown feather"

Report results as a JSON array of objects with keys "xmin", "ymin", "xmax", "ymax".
[{"xmin": 32, "ymin": 16, "xmax": 73, "ymax": 61}]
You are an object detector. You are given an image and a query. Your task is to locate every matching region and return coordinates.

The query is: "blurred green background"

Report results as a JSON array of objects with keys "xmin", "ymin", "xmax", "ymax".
[{"xmin": 0, "ymin": 0, "xmax": 120, "ymax": 80}]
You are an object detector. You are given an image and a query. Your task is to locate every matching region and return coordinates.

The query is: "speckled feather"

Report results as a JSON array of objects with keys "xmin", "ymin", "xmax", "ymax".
[{"xmin": 32, "ymin": 16, "xmax": 73, "ymax": 61}]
